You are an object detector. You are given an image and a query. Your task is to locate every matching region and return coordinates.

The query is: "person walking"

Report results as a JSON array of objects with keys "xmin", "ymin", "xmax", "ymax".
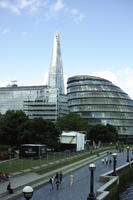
[
  {"xmin": 55, "ymin": 172, "xmax": 59, "ymax": 181},
  {"xmin": 55, "ymin": 179, "xmax": 60, "ymax": 190},
  {"xmin": 59, "ymin": 171, "xmax": 63, "ymax": 184},
  {"xmin": 105, "ymin": 156, "xmax": 108, "ymax": 165},
  {"xmin": 54, "ymin": 172, "xmax": 60, "ymax": 190},
  {"xmin": 49, "ymin": 176, "xmax": 54, "ymax": 190},
  {"xmin": 70, "ymin": 174, "xmax": 74, "ymax": 187},
  {"xmin": 7, "ymin": 182, "xmax": 13, "ymax": 194}
]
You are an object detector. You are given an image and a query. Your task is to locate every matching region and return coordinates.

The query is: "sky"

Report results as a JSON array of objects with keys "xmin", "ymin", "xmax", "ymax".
[{"xmin": 0, "ymin": 0, "xmax": 133, "ymax": 98}]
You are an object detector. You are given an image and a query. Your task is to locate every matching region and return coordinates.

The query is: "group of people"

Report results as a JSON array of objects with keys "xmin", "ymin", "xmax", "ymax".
[
  {"xmin": 102, "ymin": 152, "xmax": 112, "ymax": 165},
  {"xmin": 0, "ymin": 171, "xmax": 9, "ymax": 182},
  {"xmin": 49, "ymin": 172, "xmax": 75, "ymax": 191},
  {"xmin": 49, "ymin": 172, "xmax": 62, "ymax": 190}
]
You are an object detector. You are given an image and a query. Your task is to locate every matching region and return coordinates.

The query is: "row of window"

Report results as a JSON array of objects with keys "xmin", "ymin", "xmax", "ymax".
[
  {"xmin": 67, "ymin": 91, "xmax": 129, "ymax": 99},
  {"xmin": 67, "ymin": 85, "xmax": 125, "ymax": 93},
  {"xmin": 67, "ymin": 80, "xmax": 113, "ymax": 87},
  {"xmin": 81, "ymin": 111, "xmax": 133, "ymax": 119},
  {"xmin": 68, "ymin": 98, "xmax": 133, "ymax": 106},
  {"xmin": 70, "ymin": 105, "xmax": 133, "ymax": 112}
]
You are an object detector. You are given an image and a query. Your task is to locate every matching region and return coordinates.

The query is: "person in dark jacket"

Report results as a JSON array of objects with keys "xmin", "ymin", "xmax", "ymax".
[
  {"xmin": 49, "ymin": 176, "xmax": 54, "ymax": 190},
  {"xmin": 59, "ymin": 171, "xmax": 63, "ymax": 184},
  {"xmin": 7, "ymin": 182, "xmax": 13, "ymax": 194}
]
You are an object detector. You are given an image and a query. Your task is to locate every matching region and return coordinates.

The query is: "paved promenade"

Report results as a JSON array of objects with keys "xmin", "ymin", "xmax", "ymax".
[
  {"xmin": 0, "ymin": 150, "xmax": 130, "ymax": 200},
  {"xmin": 0, "ymin": 152, "xmax": 105, "ymax": 200}
]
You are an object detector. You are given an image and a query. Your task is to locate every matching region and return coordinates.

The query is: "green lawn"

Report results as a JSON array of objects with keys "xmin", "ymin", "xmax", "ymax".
[{"xmin": 0, "ymin": 146, "xmax": 115, "ymax": 174}]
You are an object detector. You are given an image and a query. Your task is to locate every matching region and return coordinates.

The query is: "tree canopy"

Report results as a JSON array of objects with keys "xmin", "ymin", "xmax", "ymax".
[
  {"xmin": 0, "ymin": 110, "xmax": 60, "ymax": 148},
  {"xmin": 56, "ymin": 112, "xmax": 89, "ymax": 133},
  {"xmin": 87, "ymin": 124, "xmax": 118, "ymax": 143},
  {"xmin": 0, "ymin": 110, "xmax": 118, "ymax": 148}
]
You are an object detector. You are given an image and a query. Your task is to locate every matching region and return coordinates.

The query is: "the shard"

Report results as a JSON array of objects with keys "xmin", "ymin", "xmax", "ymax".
[{"xmin": 48, "ymin": 31, "xmax": 65, "ymax": 94}]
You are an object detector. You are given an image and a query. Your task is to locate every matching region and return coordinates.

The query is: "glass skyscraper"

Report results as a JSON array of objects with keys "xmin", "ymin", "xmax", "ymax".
[
  {"xmin": 67, "ymin": 75, "xmax": 133, "ymax": 141},
  {"xmin": 48, "ymin": 31, "xmax": 64, "ymax": 94}
]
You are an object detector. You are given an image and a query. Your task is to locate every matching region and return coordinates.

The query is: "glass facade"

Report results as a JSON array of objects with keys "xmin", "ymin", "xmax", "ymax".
[
  {"xmin": 67, "ymin": 75, "xmax": 133, "ymax": 140},
  {"xmin": 24, "ymin": 88, "xmax": 68, "ymax": 122},
  {"xmin": 48, "ymin": 31, "xmax": 64, "ymax": 94},
  {"xmin": 0, "ymin": 85, "xmax": 45, "ymax": 114},
  {"xmin": 0, "ymin": 85, "xmax": 68, "ymax": 122}
]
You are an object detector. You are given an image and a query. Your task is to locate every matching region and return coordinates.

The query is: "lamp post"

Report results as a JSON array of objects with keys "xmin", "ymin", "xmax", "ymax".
[
  {"xmin": 112, "ymin": 153, "xmax": 117, "ymax": 176},
  {"xmin": 126, "ymin": 146, "xmax": 130, "ymax": 162},
  {"xmin": 87, "ymin": 163, "xmax": 96, "ymax": 200},
  {"xmin": 23, "ymin": 186, "xmax": 33, "ymax": 200}
]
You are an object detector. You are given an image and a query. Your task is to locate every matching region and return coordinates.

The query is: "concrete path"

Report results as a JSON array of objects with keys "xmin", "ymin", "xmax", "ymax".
[
  {"xmin": 19, "ymin": 151, "xmax": 129, "ymax": 200},
  {"xmin": 0, "ymin": 152, "xmax": 104, "ymax": 200},
  {"xmin": 0, "ymin": 150, "xmax": 131, "ymax": 200}
]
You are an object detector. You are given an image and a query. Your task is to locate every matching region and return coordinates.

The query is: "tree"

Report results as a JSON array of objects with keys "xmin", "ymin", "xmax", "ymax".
[
  {"xmin": 56, "ymin": 112, "xmax": 89, "ymax": 133},
  {"xmin": 18, "ymin": 118, "xmax": 60, "ymax": 149},
  {"xmin": 0, "ymin": 110, "xmax": 60, "ymax": 148},
  {"xmin": 88, "ymin": 123, "xmax": 118, "ymax": 143},
  {"xmin": 0, "ymin": 110, "xmax": 28, "ymax": 146}
]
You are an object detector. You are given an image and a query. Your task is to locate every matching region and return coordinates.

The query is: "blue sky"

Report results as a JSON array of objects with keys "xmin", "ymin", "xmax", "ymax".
[{"xmin": 0, "ymin": 0, "xmax": 133, "ymax": 98}]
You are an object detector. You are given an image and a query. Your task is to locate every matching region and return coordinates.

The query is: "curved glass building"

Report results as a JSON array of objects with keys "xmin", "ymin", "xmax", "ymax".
[{"xmin": 67, "ymin": 75, "xmax": 133, "ymax": 141}]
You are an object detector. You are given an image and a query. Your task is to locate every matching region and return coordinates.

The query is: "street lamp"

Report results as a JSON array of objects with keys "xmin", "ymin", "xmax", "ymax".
[
  {"xmin": 112, "ymin": 153, "xmax": 117, "ymax": 176},
  {"xmin": 87, "ymin": 163, "xmax": 96, "ymax": 200},
  {"xmin": 23, "ymin": 186, "xmax": 33, "ymax": 200},
  {"xmin": 126, "ymin": 146, "xmax": 130, "ymax": 162}
]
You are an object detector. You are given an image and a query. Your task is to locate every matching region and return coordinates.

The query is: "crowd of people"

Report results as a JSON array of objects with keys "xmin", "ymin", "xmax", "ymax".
[
  {"xmin": 49, "ymin": 172, "xmax": 63, "ymax": 190},
  {"xmin": 49, "ymin": 171, "xmax": 75, "ymax": 191},
  {"xmin": 102, "ymin": 152, "xmax": 113, "ymax": 165}
]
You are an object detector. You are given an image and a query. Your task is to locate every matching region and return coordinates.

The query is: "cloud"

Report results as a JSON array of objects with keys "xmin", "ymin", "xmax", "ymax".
[
  {"xmin": 0, "ymin": 0, "xmax": 85, "ymax": 23},
  {"xmin": 21, "ymin": 31, "xmax": 27, "ymax": 37},
  {"xmin": 91, "ymin": 68, "xmax": 133, "ymax": 99},
  {"xmin": 0, "ymin": 28, "xmax": 9, "ymax": 34},
  {"xmin": 0, "ymin": 0, "xmax": 20, "ymax": 15},
  {"xmin": 52, "ymin": 0, "xmax": 64, "ymax": 12},
  {"xmin": 0, "ymin": 0, "xmax": 48, "ymax": 15},
  {"xmin": 69, "ymin": 8, "xmax": 85, "ymax": 23},
  {"xmin": 91, "ymin": 70, "xmax": 118, "ymax": 85}
]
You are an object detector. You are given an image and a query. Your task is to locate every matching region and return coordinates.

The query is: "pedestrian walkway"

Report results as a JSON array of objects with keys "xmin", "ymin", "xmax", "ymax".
[{"xmin": 0, "ymin": 152, "xmax": 106, "ymax": 200}]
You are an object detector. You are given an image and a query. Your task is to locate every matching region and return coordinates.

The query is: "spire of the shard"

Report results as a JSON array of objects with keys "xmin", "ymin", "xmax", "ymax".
[{"xmin": 48, "ymin": 31, "xmax": 65, "ymax": 94}]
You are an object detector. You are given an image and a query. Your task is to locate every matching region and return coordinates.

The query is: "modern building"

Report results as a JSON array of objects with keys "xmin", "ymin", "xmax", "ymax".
[
  {"xmin": 48, "ymin": 31, "xmax": 64, "ymax": 95},
  {"xmin": 0, "ymin": 84, "xmax": 45, "ymax": 114},
  {"xmin": 0, "ymin": 31, "xmax": 68, "ymax": 121},
  {"xmin": 24, "ymin": 87, "xmax": 68, "ymax": 121},
  {"xmin": 67, "ymin": 75, "xmax": 133, "ymax": 141}
]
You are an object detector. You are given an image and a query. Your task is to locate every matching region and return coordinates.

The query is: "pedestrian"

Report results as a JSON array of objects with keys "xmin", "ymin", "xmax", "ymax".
[
  {"xmin": 105, "ymin": 156, "xmax": 108, "ymax": 165},
  {"xmin": 56, "ymin": 179, "xmax": 60, "ymax": 190},
  {"xmin": 59, "ymin": 171, "xmax": 62, "ymax": 184},
  {"xmin": 0, "ymin": 171, "xmax": 4, "ymax": 182},
  {"xmin": 49, "ymin": 176, "xmax": 54, "ymax": 190},
  {"xmin": 109, "ymin": 152, "xmax": 112, "ymax": 164},
  {"xmin": 102, "ymin": 159, "xmax": 104, "ymax": 164},
  {"xmin": 55, "ymin": 172, "xmax": 59, "ymax": 181},
  {"xmin": 70, "ymin": 174, "xmax": 74, "ymax": 187},
  {"xmin": 7, "ymin": 182, "xmax": 13, "ymax": 194}
]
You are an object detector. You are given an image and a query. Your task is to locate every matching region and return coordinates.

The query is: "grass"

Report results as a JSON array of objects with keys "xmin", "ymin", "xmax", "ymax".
[
  {"xmin": 0, "ymin": 146, "xmax": 115, "ymax": 174},
  {"xmin": 36, "ymin": 147, "xmax": 115, "ymax": 174}
]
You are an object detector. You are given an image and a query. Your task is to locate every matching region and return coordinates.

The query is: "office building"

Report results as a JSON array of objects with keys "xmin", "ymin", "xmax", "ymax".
[{"xmin": 67, "ymin": 75, "xmax": 133, "ymax": 141}]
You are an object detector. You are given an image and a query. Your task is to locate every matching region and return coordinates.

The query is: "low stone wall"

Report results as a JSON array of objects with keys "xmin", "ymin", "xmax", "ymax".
[{"xmin": 96, "ymin": 161, "xmax": 133, "ymax": 200}]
